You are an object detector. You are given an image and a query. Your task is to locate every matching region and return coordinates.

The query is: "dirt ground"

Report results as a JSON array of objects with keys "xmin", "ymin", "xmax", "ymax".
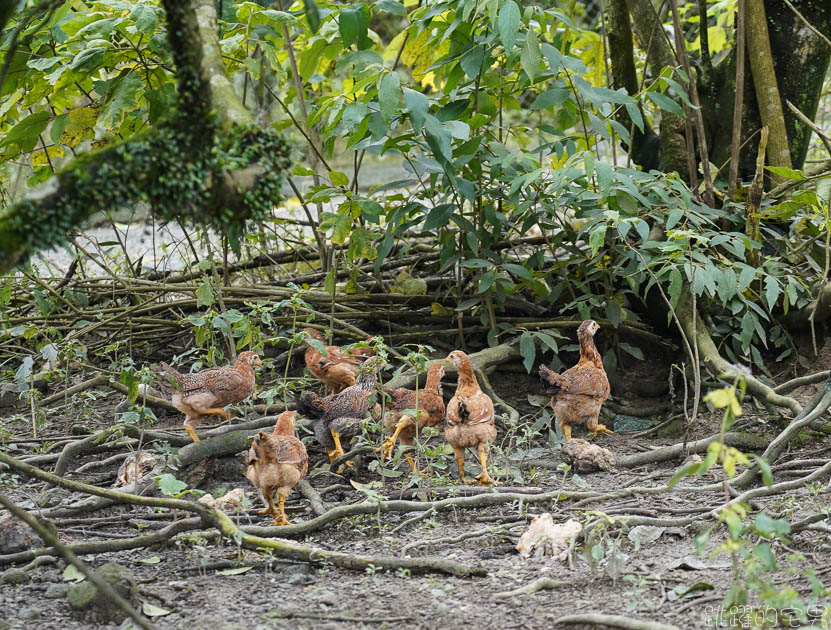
[{"xmin": 1, "ymin": 352, "xmax": 831, "ymax": 630}]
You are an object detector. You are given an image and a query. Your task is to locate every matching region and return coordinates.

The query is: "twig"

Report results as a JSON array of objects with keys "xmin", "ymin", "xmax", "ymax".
[
  {"xmin": 401, "ymin": 520, "xmax": 524, "ymax": 553},
  {"xmin": 490, "ymin": 577, "xmax": 570, "ymax": 601},
  {"xmin": 389, "ymin": 506, "xmax": 436, "ymax": 534},
  {"xmin": 270, "ymin": 610, "xmax": 411, "ymax": 623},
  {"xmin": 0, "ymin": 492, "xmax": 154, "ymax": 630},
  {"xmin": 554, "ymin": 613, "xmax": 682, "ymax": 629}
]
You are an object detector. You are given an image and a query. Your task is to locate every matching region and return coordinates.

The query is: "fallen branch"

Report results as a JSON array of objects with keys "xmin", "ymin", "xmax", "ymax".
[
  {"xmin": 616, "ymin": 431, "xmax": 769, "ymax": 469},
  {"xmin": 401, "ymin": 520, "xmax": 524, "ymax": 553},
  {"xmin": 0, "ymin": 492, "xmax": 154, "ymax": 630},
  {"xmin": 490, "ymin": 577, "xmax": 570, "ymax": 601},
  {"xmin": 0, "ymin": 450, "xmax": 485, "ymax": 577},
  {"xmin": 774, "ymin": 370, "xmax": 831, "ymax": 394},
  {"xmin": 554, "ymin": 613, "xmax": 682, "ymax": 630}
]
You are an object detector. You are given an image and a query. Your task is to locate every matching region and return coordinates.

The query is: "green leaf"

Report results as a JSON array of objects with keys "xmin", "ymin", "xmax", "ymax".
[
  {"xmin": 142, "ymin": 602, "xmax": 173, "ymax": 617},
  {"xmin": 588, "ymin": 224, "xmax": 607, "ymax": 256},
  {"xmin": 156, "ymin": 473, "xmax": 187, "ymax": 497},
  {"xmin": 668, "ymin": 460, "xmax": 701, "ymax": 489},
  {"xmin": 62, "ymin": 564, "xmax": 86, "ymax": 583},
  {"xmin": 756, "ymin": 456, "xmax": 773, "ymax": 488},
  {"xmin": 27, "ymin": 57, "xmax": 60, "ymax": 71},
  {"xmin": 646, "ymin": 91, "xmax": 683, "ymax": 116},
  {"xmin": 137, "ymin": 556, "xmax": 162, "ymax": 565},
  {"xmin": 498, "ymin": 1, "xmax": 521, "ymax": 52},
  {"xmin": 329, "ymin": 170, "xmax": 350, "ymax": 187},
  {"xmin": 98, "ymin": 72, "xmax": 144, "ymax": 129},
  {"xmin": 303, "ymin": 0, "xmax": 321, "ymax": 32},
  {"xmin": 737, "ymin": 265, "xmax": 755, "ymax": 291},
  {"xmin": 460, "ymin": 45, "xmax": 484, "ymax": 78},
  {"xmin": 740, "ymin": 311, "xmax": 755, "ymax": 348},
  {"xmin": 196, "ymin": 279, "xmax": 215, "ymax": 308},
  {"xmin": 378, "ymin": 72, "xmax": 400, "ymax": 124},
  {"xmin": 403, "ymin": 87, "xmax": 428, "ymax": 133},
  {"xmin": 519, "ymin": 331, "xmax": 535, "ymax": 373},
  {"xmin": 520, "ymin": 29, "xmax": 541, "ymax": 81},
  {"xmin": 375, "ymin": 0, "xmax": 406, "ymax": 15},
  {"xmin": 540, "ymin": 42, "xmax": 561, "ymax": 72},
  {"xmin": 131, "ymin": 5, "xmax": 160, "ymax": 34},
  {"xmin": 754, "ymin": 511, "xmax": 790, "ymax": 537},
  {"xmin": 763, "ymin": 276, "xmax": 780, "ymax": 310},
  {"xmin": 764, "ymin": 166, "xmax": 806, "ymax": 181},
  {"xmin": 70, "ymin": 47, "xmax": 107, "ymax": 73},
  {"xmin": 0, "ymin": 111, "xmax": 50, "ymax": 151},
  {"xmin": 76, "ymin": 17, "xmax": 125, "ymax": 39}
]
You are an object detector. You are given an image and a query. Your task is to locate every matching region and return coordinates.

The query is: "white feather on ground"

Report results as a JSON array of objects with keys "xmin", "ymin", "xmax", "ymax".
[{"xmin": 516, "ymin": 514, "xmax": 582, "ymax": 561}]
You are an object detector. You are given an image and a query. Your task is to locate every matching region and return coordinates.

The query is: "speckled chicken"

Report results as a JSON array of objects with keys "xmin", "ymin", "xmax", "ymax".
[
  {"xmin": 445, "ymin": 351, "xmax": 499, "ymax": 485},
  {"xmin": 152, "ymin": 351, "xmax": 262, "ymax": 442},
  {"xmin": 245, "ymin": 411, "xmax": 308, "ymax": 525},
  {"xmin": 302, "ymin": 328, "xmax": 374, "ymax": 394},
  {"xmin": 539, "ymin": 319, "xmax": 611, "ymax": 441},
  {"xmin": 296, "ymin": 356, "xmax": 383, "ymax": 466},
  {"xmin": 378, "ymin": 363, "xmax": 445, "ymax": 473}
]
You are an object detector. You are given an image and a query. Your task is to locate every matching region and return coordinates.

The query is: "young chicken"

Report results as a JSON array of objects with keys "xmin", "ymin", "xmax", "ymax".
[
  {"xmin": 445, "ymin": 351, "xmax": 499, "ymax": 485},
  {"xmin": 539, "ymin": 319, "xmax": 612, "ymax": 441},
  {"xmin": 245, "ymin": 411, "xmax": 308, "ymax": 526},
  {"xmin": 296, "ymin": 356, "xmax": 384, "ymax": 467},
  {"xmin": 379, "ymin": 363, "xmax": 445, "ymax": 473},
  {"xmin": 153, "ymin": 351, "xmax": 262, "ymax": 442},
  {"xmin": 302, "ymin": 328, "xmax": 374, "ymax": 394}
]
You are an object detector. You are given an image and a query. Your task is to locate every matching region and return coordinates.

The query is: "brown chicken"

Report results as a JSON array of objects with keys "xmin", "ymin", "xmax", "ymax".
[
  {"xmin": 378, "ymin": 363, "xmax": 445, "ymax": 473},
  {"xmin": 153, "ymin": 351, "xmax": 262, "ymax": 442},
  {"xmin": 445, "ymin": 351, "xmax": 499, "ymax": 485},
  {"xmin": 297, "ymin": 356, "xmax": 383, "ymax": 467},
  {"xmin": 245, "ymin": 411, "xmax": 308, "ymax": 525},
  {"xmin": 539, "ymin": 319, "xmax": 612, "ymax": 441},
  {"xmin": 302, "ymin": 328, "xmax": 374, "ymax": 394}
]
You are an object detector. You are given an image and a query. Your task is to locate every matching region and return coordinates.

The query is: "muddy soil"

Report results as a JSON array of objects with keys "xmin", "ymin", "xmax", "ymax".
[{"xmin": 1, "ymin": 355, "xmax": 830, "ymax": 630}]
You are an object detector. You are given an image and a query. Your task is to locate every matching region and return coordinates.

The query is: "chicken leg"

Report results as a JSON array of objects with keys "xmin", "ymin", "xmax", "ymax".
[
  {"xmin": 561, "ymin": 422, "xmax": 572, "ymax": 442},
  {"xmin": 183, "ymin": 417, "xmax": 201, "ymax": 443},
  {"xmin": 381, "ymin": 420, "xmax": 408, "ymax": 461},
  {"xmin": 453, "ymin": 446, "xmax": 472, "ymax": 484},
  {"xmin": 330, "ymin": 429, "xmax": 355, "ymax": 469},
  {"xmin": 272, "ymin": 495, "xmax": 290, "ymax": 526},
  {"xmin": 473, "ymin": 444, "xmax": 499, "ymax": 486},
  {"xmin": 404, "ymin": 452, "xmax": 426, "ymax": 475},
  {"xmin": 586, "ymin": 415, "xmax": 613, "ymax": 440},
  {"xmin": 258, "ymin": 491, "xmax": 279, "ymax": 516}
]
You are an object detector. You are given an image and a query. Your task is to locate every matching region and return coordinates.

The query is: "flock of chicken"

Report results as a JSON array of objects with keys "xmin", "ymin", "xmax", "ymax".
[{"xmin": 152, "ymin": 320, "xmax": 611, "ymax": 526}]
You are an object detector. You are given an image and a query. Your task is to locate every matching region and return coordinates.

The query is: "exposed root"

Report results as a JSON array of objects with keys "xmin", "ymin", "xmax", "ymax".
[
  {"xmin": 554, "ymin": 613, "xmax": 682, "ymax": 630},
  {"xmin": 490, "ymin": 576, "xmax": 570, "ymax": 601}
]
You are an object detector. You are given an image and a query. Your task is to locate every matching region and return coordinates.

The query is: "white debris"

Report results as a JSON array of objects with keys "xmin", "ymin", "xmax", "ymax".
[
  {"xmin": 198, "ymin": 488, "xmax": 245, "ymax": 510},
  {"xmin": 516, "ymin": 514, "xmax": 582, "ymax": 561}
]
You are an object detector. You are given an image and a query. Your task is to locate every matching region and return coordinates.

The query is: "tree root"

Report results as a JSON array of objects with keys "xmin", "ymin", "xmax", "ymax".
[
  {"xmin": 400, "ymin": 520, "xmax": 524, "ymax": 554},
  {"xmin": 391, "ymin": 486, "xmax": 546, "ymax": 500},
  {"xmin": 677, "ymin": 294, "xmax": 802, "ymax": 415},
  {"xmin": 774, "ymin": 370, "xmax": 831, "ymax": 394},
  {"xmin": 0, "ymin": 451, "xmax": 485, "ymax": 577},
  {"xmin": 296, "ymin": 480, "xmax": 327, "ymax": 516},
  {"xmin": 490, "ymin": 577, "xmax": 570, "ymax": 601},
  {"xmin": 554, "ymin": 613, "xmax": 682, "ymax": 630},
  {"xmin": 615, "ymin": 431, "xmax": 769, "ymax": 469}
]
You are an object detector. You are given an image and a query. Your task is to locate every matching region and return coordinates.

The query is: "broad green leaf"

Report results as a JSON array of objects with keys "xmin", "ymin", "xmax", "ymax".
[
  {"xmin": 329, "ymin": 170, "xmax": 350, "ymax": 187},
  {"xmin": 403, "ymin": 87, "xmax": 428, "ymax": 133},
  {"xmin": 646, "ymin": 91, "xmax": 683, "ymax": 116},
  {"xmin": 0, "ymin": 111, "xmax": 50, "ymax": 150},
  {"xmin": 540, "ymin": 42, "xmax": 561, "ymax": 72},
  {"xmin": 131, "ymin": 4, "xmax": 161, "ymax": 34},
  {"xmin": 378, "ymin": 72, "xmax": 400, "ymax": 124},
  {"xmin": 304, "ymin": 0, "xmax": 321, "ymax": 32},
  {"xmin": 588, "ymin": 224, "xmax": 607, "ymax": 256},
  {"xmin": 76, "ymin": 17, "xmax": 125, "ymax": 39},
  {"xmin": 737, "ymin": 265, "xmax": 755, "ymax": 292},
  {"xmin": 498, "ymin": 1, "xmax": 521, "ymax": 52},
  {"xmin": 764, "ymin": 166, "xmax": 806, "ymax": 181},
  {"xmin": 460, "ymin": 45, "xmax": 484, "ymax": 78},
  {"xmin": 376, "ymin": 0, "xmax": 406, "ymax": 15},
  {"xmin": 519, "ymin": 331, "xmax": 535, "ymax": 373},
  {"xmin": 70, "ymin": 47, "xmax": 107, "ymax": 73},
  {"xmin": 196, "ymin": 279, "xmax": 215, "ymax": 307},
  {"xmin": 667, "ymin": 460, "xmax": 701, "ymax": 489},
  {"xmin": 27, "ymin": 57, "xmax": 60, "ymax": 71},
  {"xmin": 156, "ymin": 473, "xmax": 187, "ymax": 497},
  {"xmin": 667, "ymin": 267, "xmax": 682, "ymax": 306},
  {"xmin": 520, "ymin": 29, "xmax": 541, "ymax": 81},
  {"xmin": 98, "ymin": 72, "xmax": 144, "ymax": 129},
  {"xmin": 754, "ymin": 511, "xmax": 790, "ymax": 537}
]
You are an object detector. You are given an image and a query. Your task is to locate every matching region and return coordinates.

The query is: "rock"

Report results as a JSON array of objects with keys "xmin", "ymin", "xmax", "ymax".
[
  {"xmin": 44, "ymin": 582, "xmax": 69, "ymax": 599},
  {"xmin": 516, "ymin": 514, "xmax": 582, "ymax": 561},
  {"xmin": 390, "ymin": 270, "xmax": 427, "ymax": 295},
  {"xmin": 68, "ymin": 562, "xmax": 139, "ymax": 624},
  {"xmin": 188, "ymin": 614, "xmax": 247, "ymax": 630},
  {"xmin": 114, "ymin": 452, "xmax": 159, "ymax": 487},
  {"xmin": 561, "ymin": 438, "xmax": 616, "ymax": 472},
  {"xmin": 0, "ymin": 515, "xmax": 43, "ymax": 554},
  {"xmin": 37, "ymin": 487, "xmax": 71, "ymax": 508},
  {"xmin": 0, "ymin": 568, "xmax": 30, "ymax": 585},
  {"xmin": 613, "ymin": 414, "xmax": 655, "ymax": 432},
  {"xmin": 17, "ymin": 607, "xmax": 40, "ymax": 621},
  {"xmin": 317, "ymin": 590, "xmax": 338, "ymax": 606},
  {"xmin": 0, "ymin": 383, "xmax": 17, "ymax": 408}
]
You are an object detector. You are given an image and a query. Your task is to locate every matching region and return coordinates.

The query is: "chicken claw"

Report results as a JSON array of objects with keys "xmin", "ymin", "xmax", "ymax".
[{"xmin": 589, "ymin": 424, "xmax": 614, "ymax": 439}]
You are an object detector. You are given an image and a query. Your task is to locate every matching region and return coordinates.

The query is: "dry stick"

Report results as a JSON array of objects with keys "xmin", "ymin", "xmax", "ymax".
[
  {"xmin": 0, "ymin": 492, "xmax": 155, "ymax": 630},
  {"xmin": 781, "ymin": 0, "xmax": 831, "ymax": 48},
  {"xmin": 786, "ymin": 99, "xmax": 831, "ymax": 156},
  {"xmin": 0, "ymin": 518, "xmax": 203, "ymax": 566},
  {"xmin": 0, "ymin": 451, "xmax": 484, "ymax": 577},
  {"xmin": 554, "ymin": 613, "xmax": 682, "ymax": 630},
  {"xmin": 490, "ymin": 577, "xmax": 570, "ymax": 601},
  {"xmin": 727, "ymin": 0, "xmax": 746, "ymax": 199},
  {"xmin": 41, "ymin": 374, "xmax": 108, "ymax": 406},
  {"xmin": 400, "ymin": 520, "xmax": 524, "ymax": 554}
]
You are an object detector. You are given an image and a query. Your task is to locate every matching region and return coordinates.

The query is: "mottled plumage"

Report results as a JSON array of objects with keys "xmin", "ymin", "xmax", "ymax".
[
  {"xmin": 539, "ymin": 320, "xmax": 611, "ymax": 441},
  {"xmin": 445, "ymin": 351, "xmax": 498, "ymax": 485},
  {"xmin": 379, "ymin": 364, "xmax": 445, "ymax": 472},
  {"xmin": 297, "ymin": 357, "xmax": 383, "ymax": 465},
  {"xmin": 153, "ymin": 351, "xmax": 261, "ymax": 442},
  {"xmin": 302, "ymin": 329, "xmax": 374, "ymax": 394},
  {"xmin": 245, "ymin": 411, "xmax": 308, "ymax": 525}
]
